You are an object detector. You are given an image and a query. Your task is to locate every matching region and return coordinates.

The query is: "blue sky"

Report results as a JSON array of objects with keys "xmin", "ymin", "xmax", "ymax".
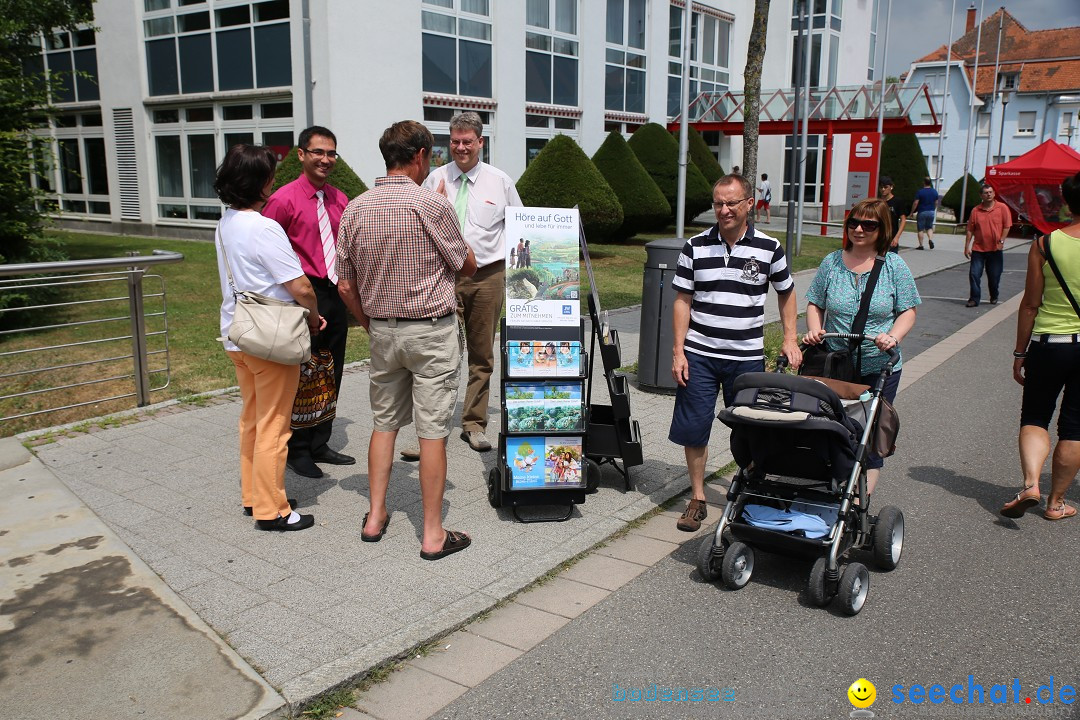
[{"xmin": 883, "ymin": 0, "xmax": 1080, "ymax": 77}]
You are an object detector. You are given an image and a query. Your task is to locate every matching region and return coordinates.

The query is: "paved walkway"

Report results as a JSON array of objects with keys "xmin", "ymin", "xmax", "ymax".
[{"xmin": 3, "ymin": 232, "xmax": 1023, "ymax": 718}]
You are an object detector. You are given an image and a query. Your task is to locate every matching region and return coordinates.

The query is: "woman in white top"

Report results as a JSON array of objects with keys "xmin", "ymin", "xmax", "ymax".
[{"xmin": 214, "ymin": 145, "xmax": 325, "ymax": 531}]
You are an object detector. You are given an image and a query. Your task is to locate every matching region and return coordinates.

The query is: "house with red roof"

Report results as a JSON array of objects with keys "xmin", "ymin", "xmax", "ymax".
[{"xmin": 904, "ymin": 6, "xmax": 1080, "ymax": 190}]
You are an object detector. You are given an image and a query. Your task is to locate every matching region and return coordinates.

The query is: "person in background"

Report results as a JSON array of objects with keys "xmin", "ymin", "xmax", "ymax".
[
  {"xmin": 964, "ymin": 184, "xmax": 1012, "ymax": 307},
  {"xmin": 803, "ymin": 197, "xmax": 921, "ymax": 495},
  {"xmin": 756, "ymin": 173, "xmax": 772, "ymax": 224},
  {"xmin": 911, "ymin": 176, "xmax": 940, "ymax": 250},
  {"xmin": 262, "ymin": 126, "xmax": 356, "ymax": 479},
  {"xmin": 1001, "ymin": 172, "xmax": 1080, "ymax": 522},
  {"xmin": 213, "ymin": 145, "xmax": 325, "ymax": 532},
  {"xmin": 878, "ymin": 175, "xmax": 907, "ymax": 253}
]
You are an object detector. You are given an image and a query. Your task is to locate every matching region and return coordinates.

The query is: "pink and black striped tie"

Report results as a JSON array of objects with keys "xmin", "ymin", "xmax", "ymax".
[{"xmin": 315, "ymin": 189, "xmax": 338, "ymax": 285}]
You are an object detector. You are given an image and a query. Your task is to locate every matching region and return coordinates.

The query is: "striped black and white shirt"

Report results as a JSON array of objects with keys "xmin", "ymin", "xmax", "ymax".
[{"xmin": 672, "ymin": 224, "xmax": 794, "ymax": 360}]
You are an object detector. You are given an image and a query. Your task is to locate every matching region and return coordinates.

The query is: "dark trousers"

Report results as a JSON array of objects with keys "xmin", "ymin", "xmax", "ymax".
[
  {"xmin": 288, "ymin": 275, "xmax": 347, "ymax": 459},
  {"xmin": 968, "ymin": 250, "xmax": 1003, "ymax": 305}
]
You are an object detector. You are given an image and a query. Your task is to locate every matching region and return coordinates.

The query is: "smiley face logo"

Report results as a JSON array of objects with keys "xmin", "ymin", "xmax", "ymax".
[{"xmin": 848, "ymin": 679, "xmax": 876, "ymax": 708}]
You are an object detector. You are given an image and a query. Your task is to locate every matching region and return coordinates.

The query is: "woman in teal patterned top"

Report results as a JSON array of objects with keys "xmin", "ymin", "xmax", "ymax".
[{"xmin": 804, "ymin": 197, "xmax": 921, "ymax": 493}]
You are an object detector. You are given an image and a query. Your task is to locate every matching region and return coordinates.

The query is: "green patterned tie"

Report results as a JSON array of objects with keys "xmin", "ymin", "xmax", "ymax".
[{"xmin": 454, "ymin": 174, "xmax": 469, "ymax": 231}]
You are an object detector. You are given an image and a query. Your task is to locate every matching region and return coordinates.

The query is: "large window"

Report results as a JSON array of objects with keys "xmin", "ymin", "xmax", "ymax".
[
  {"xmin": 31, "ymin": 112, "xmax": 110, "ymax": 217},
  {"xmin": 144, "ymin": 0, "xmax": 291, "ymax": 97},
  {"xmin": 422, "ymin": 0, "xmax": 492, "ymax": 98},
  {"xmin": 790, "ymin": 0, "xmax": 841, "ymax": 89},
  {"xmin": 24, "ymin": 29, "xmax": 100, "ymax": 104},
  {"xmin": 526, "ymin": 0, "xmax": 579, "ymax": 107},
  {"xmin": 605, "ymin": 0, "xmax": 647, "ymax": 114},
  {"xmin": 151, "ymin": 100, "xmax": 293, "ymax": 222},
  {"xmin": 782, "ymin": 134, "xmax": 824, "ymax": 203},
  {"xmin": 667, "ymin": 4, "xmax": 732, "ymax": 118}
]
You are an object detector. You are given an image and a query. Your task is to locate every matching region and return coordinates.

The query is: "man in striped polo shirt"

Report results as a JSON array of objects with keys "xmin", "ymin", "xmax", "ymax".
[{"xmin": 670, "ymin": 174, "xmax": 803, "ymax": 532}]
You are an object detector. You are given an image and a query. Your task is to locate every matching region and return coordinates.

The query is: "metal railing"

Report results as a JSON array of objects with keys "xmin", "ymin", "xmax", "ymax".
[{"xmin": 0, "ymin": 250, "xmax": 184, "ymax": 424}]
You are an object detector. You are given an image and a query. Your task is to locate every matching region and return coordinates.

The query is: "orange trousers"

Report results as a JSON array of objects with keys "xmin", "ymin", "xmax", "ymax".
[{"xmin": 228, "ymin": 351, "xmax": 300, "ymax": 521}]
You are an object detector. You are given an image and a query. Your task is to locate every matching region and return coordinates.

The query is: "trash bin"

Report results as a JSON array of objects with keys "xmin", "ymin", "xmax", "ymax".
[{"xmin": 637, "ymin": 237, "xmax": 684, "ymax": 392}]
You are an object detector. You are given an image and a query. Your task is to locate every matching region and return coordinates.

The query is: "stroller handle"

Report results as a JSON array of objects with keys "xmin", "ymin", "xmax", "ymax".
[{"xmin": 777, "ymin": 331, "xmax": 901, "ymax": 370}]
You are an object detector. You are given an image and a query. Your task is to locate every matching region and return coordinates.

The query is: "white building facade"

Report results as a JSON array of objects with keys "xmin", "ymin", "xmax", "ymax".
[{"xmin": 32, "ymin": 0, "xmax": 878, "ymax": 237}]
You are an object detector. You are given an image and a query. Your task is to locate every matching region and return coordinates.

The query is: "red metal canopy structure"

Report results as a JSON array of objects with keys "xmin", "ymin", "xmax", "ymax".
[
  {"xmin": 668, "ymin": 83, "xmax": 942, "ymax": 227},
  {"xmin": 985, "ymin": 140, "xmax": 1079, "ymax": 234}
]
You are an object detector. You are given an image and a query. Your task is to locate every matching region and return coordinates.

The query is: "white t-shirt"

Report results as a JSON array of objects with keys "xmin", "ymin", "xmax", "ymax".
[
  {"xmin": 758, "ymin": 180, "xmax": 772, "ymax": 202},
  {"xmin": 216, "ymin": 208, "xmax": 305, "ymax": 352}
]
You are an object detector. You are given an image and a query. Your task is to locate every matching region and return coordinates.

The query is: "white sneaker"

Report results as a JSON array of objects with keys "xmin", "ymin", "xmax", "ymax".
[{"xmin": 461, "ymin": 430, "xmax": 492, "ymax": 452}]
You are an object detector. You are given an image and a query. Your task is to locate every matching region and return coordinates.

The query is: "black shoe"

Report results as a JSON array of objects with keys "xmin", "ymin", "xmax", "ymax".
[
  {"xmin": 990, "ymin": 297, "xmax": 998, "ymax": 304},
  {"xmin": 287, "ymin": 455, "xmax": 324, "ymax": 478},
  {"xmin": 312, "ymin": 448, "xmax": 356, "ymax": 465},
  {"xmin": 929, "ymin": 239, "xmax": 935, "ymax": 249},
  {"xmin": 244, "ymin": 498, "xmax": 296, "ymax": 516},
  {"xmin": 256, "ymin": 513, "xmax": 315, "ymax": 532}
]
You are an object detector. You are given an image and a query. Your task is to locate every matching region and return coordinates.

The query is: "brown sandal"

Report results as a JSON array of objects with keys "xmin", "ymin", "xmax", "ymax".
[
  {"xmin": 1044, "ymin": 502, "xmax": 1077, "ymax": 521},
  {"xmin": 1000, "ymin": 485, "xmax": 1040, "ymax": 518},
  {"xmin": 677, "ymin": 499, "xmax": 708, "ymax": 532}
]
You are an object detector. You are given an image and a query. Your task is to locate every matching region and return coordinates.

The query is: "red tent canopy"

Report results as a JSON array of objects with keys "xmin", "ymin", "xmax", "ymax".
[{"xmin": 985, "ymin": 140, "xmax": 1080, "ymax": 233}]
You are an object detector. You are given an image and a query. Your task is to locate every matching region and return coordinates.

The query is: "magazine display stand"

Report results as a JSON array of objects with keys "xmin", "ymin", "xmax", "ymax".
[
  {"xmin": 488, "ymin": 206, "xmax": 599, "ymax": 523},
  {"xmin": 584, "ymin": 294, "xmax": 643, "ymax": 489},
  {"xmin": 487, "ymin": 318, "xmax": 597, "ymax": 522}
]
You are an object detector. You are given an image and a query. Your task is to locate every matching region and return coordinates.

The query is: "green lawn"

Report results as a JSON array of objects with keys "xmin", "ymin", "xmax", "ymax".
[{"xmin": 2, "ymin": 225, "xmax": 835, "ymax": 435}]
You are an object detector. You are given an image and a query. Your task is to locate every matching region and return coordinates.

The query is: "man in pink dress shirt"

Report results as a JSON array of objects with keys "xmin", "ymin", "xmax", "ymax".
[{"xmin": 262, "ymin": 126, "xmax": 355, "ymax": 478}]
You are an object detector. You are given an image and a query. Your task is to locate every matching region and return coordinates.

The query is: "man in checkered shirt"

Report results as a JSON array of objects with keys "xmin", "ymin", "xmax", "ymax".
[{"xmin": 336, "ymin": 120, "xmax": 477, "ymax": 561}]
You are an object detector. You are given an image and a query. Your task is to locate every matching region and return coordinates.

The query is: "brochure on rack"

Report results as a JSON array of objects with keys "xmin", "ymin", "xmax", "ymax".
[{"xmin": 505, "ymin": 207, "xmax": 581, "ymax": 327}]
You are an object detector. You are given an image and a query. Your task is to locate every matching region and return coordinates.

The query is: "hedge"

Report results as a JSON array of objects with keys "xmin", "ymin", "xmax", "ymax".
[
  {"xmin": 515, "ymin": 135, "xmax": 623, "ymax": 241},
  {"xmin": 942, "ymin": 173, "xmax": 983, "ymax": 223},
  {"xmin": 880, "ymin": 133, "xmax": 929, "ymax": 209},
  {"xmin": 628, "ymin": 123, "xmax": 713, "ymax": 222},
  {"xmin": 592, "ymin": 131, "xmax": 670, "ymax": 238},
  {"xmin": 680, "ymin": 126, "xmax": 725, "ymax": 184}
]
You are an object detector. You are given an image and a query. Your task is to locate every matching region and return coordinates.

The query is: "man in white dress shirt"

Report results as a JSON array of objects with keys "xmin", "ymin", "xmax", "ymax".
[{"xmin": 407, "ymin": 111, "xmax": 521, "ymax": 454}]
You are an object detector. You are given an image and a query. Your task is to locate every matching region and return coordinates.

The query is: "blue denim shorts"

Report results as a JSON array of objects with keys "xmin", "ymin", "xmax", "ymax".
[
  {"xmin": 669, "ymin": 352, "xmax": 764, "ymax": 448},
  {"xmin": 916, "ymin": 211, "xmax": 936, "ymax": 231}
]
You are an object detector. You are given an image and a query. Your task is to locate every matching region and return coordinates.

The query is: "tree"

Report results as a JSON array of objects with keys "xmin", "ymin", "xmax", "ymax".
[
  {"xmin": 628, "ymin": 123, "xmax": 713, "ymax": 223},
  {"xmin": 741, "ymin": 0, "xmax": 770, "ymax": 183},
  {"xmin": 592, "ymin": 131, "xmax": 670, "ymax": 238},
  {"xmin": 942, "ymin": 173, "xmax": 982, "ymax": 223},
  {"xmin": 0, "ymin": 0, "xmax": 94, "ymax": 265},
  {"xmin": 272, "ymin": 148, "xmax": 368, "ymax": 199},
  {"xmin": 880, "ymin": 133, "xmax": 930, "ymax": 209},
  {"xmin": 516, "ymin": 135, "xmax": 623, "ymax": 241}
]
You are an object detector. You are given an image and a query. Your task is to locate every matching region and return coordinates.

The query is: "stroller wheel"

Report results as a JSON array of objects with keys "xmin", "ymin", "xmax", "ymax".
[
  {"xmin": 721, "ymin": 541, "xmax": 755, "ymax": 590},
  {"xmin": 695, "ymin": 531, "xmax": 722, "ymax": 582},
  {"xmin": 584, "ymin": 458, "xmax": 602, "ymax": 494},
  {"xmin": 836, "ymin": 562, "xmax": 870, "ymax": 615},
  {"xmin": 872, "ymin": 506, "xmax": 904, "ymax": 571},
  {"xmin": 807, "ymin": 557, "xmax": 834, "ymax": 607}
]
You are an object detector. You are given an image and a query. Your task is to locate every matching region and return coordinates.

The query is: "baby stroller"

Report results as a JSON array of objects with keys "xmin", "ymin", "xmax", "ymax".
[{"xmin": 695, "ymin": 333, "xmax": 904, "ymax": 615}]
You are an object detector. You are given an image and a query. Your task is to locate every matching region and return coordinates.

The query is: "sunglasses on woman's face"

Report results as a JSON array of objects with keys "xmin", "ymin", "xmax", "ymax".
[{"xmin": 846, "ymin": 217, "xmax": 881, "ymax": 232}]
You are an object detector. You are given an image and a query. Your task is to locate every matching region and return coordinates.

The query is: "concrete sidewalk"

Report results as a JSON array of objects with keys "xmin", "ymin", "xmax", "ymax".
[{"xmin": 2, "ymin": 237, "xmax": 1011, "ymax": 718}]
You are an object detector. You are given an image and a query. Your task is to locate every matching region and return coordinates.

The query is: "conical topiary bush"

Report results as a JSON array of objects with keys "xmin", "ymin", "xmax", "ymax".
[
  {"xmin": 880, "ymin": 134, "xmax": 929, "ymax": 210},
  {"xmin": 272, "ymin": 148, "xmax": 369, "ymax": 200},
  {"xmin": 942, "ymin": 173, "xmax": 983, "ymax": 223},
  {"xmin": 592, "ymin": 131, "xmax": 670, "ymax": 239},
  {"xmin": 677, "ymin": 126, "xmax": 724, "ymax": 185},
  {"xmin": 629, "ymin": 123, "xmax": 713, "ymax": 222},
  {"xmin": 515, "ymin": 135, "xmax": 623, "ymax": 241}
]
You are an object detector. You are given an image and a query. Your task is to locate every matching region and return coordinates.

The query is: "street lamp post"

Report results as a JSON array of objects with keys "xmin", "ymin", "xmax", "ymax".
[{"xmin": 997, "ymin": 89, "xmax": 1012, "ymax": 162}]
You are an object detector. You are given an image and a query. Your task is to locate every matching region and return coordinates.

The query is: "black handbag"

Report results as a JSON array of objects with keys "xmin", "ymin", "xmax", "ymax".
[{"xmin": 801, "ymin": 255, "xmax": 886, "ymax": 382}]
